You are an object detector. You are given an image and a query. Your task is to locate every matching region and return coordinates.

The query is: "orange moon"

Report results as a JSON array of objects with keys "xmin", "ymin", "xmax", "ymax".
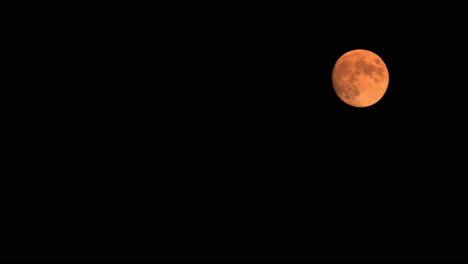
[{"xmin": 332, "ymin": 49, "xmax": 389, "ymax": 107}]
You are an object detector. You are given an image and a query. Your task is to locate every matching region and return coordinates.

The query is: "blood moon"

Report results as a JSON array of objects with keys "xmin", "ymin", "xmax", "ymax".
[{"xmin": 332, "ymin": 49, "xmax": 389, "ymax": 107}]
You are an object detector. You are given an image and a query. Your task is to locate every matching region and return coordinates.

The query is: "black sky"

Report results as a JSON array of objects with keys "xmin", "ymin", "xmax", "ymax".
[{"xmin": 4, "ymin": 2, "xmax": 467, "ymax": 262}]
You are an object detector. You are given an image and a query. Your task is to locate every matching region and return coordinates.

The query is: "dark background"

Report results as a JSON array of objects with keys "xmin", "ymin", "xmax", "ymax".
[{"xmin": 3, "ymin": 2, "xmax": 467, "ymax": 262}]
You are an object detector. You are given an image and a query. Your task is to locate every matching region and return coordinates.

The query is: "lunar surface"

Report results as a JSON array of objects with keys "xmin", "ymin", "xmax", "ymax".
[{"xmin": 332, "ymin": 49, "xmax": 389, "ymax": 107}]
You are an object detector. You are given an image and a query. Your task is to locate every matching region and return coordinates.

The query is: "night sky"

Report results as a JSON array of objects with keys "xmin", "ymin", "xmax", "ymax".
[{"xmin": 4, "ymin": 2, "xmax": 467, "ymax": 262}]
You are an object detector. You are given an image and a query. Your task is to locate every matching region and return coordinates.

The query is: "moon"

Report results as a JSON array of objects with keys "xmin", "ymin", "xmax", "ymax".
[{"xmin": 332, "ymin": 49, "xmax": 389, "ymax": 107}]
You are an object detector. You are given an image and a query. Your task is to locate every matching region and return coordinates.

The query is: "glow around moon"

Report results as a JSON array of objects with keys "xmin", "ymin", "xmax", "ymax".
[{"xmin": 332, "ymin": 49, "xmax": 389, "ymax": 107}]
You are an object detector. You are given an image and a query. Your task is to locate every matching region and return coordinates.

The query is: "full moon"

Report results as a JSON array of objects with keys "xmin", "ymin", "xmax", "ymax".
[{"xmin": 332, "ymin": 49, "xmax": 389, "ymax": 107}]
